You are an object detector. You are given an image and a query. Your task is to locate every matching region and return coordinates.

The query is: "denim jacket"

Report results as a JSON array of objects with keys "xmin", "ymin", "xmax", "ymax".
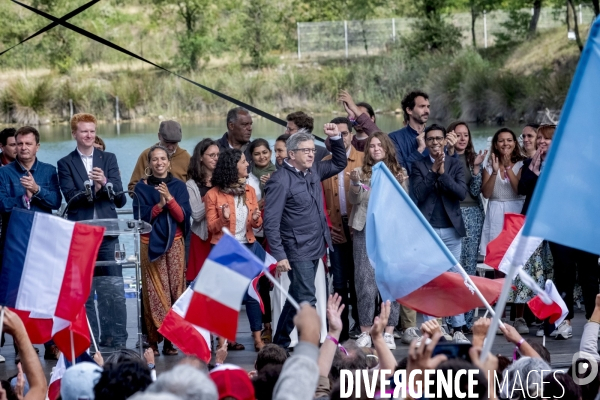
[{"xmin": 0, "ymin": 158, "xmax": 62, "ymax": 214}]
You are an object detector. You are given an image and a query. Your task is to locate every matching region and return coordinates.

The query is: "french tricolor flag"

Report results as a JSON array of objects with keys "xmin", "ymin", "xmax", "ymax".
[
  {"xmin": 0, "ymin": 209, "xmax": 104, "ymax": 353},
  {"xmin": 184, "ymin": 234, "xmax": 264, "ymax": 342},
  {"xmin": 528, "ymin": 280, "xmax": 569, "ymax": 329},
  {"xmin": 158, "ymin": 287, "xmax": 212, "ymax": 363}
]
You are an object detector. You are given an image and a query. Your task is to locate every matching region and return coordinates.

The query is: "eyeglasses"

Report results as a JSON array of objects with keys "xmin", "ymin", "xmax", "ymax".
[
  {"xmin": 204, "ymin": 153, "xmax": 219, "ymax": 159},
  {"xmin": 340, "ymin": 131, "xmax": 350, "ymax": 137},
  {"xmin": 293, "ymin": 148, "xmax": 317, "ymax": 154},
  {"xmin": 426, "ymin": 136, "xmax": 445, "ymax": 143}
]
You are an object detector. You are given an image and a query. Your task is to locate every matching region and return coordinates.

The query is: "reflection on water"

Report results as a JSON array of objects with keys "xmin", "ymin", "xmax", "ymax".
[{"xmin": 36, "ymin": 116, "xmax": 515, "ymax": 212}]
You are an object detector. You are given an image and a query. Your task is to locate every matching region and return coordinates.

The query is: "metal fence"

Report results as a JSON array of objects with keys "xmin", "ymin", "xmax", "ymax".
[{"xmin": 297, "ymin": 5, "xmax": 597, "ymax": 59}]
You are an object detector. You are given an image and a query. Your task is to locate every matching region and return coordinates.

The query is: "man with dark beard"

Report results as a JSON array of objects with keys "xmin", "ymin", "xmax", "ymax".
[{"xmin": 388, "ymin": 91, "xmax": 431, "ymax": 175}]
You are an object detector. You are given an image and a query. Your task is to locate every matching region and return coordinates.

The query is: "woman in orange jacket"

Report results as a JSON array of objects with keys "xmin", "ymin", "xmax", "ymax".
[{"xmin": 205, "ymin": 148, "xmax": 265, "ymax": 351}]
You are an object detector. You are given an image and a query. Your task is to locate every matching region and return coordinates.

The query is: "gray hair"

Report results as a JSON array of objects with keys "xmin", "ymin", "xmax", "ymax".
[
  {"xmin": 226, "ymin": 107, "xmax": 250, "ymax": 126},
  {"xmin": 286, "ymin": 129, "xmax": 314, "ymax": 152},
  {"xmin": 500, "ymin": 357, "xmax": 552, "ymax": 399},
  {"xmin": 145, "ymin": 365, "xmax": 218, "ymax": 400}
]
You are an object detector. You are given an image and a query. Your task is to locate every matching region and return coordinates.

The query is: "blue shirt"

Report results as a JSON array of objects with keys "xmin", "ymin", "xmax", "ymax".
[
  {"xmin": 0, "ymin": 158, "xmax": 62, "ymax": 214},
  {"xmin": 388, "ymin": 124, "xmax": 428, "ymax": 175}
]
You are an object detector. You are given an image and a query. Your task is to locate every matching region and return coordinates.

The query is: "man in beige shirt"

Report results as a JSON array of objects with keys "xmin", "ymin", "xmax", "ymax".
[
  {"xmin": 322, "ymin": 117, "xmax": 364, "ymax": 342},
  {"xmin": 128, "ymin": 120, "xmax": 191, "ymax": 193}
]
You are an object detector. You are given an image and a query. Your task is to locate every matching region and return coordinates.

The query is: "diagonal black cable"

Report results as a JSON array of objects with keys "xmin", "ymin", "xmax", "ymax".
[
  {"xmin": 9, "ymin": 0, "xmax": 302, "ymax": 133},
  {"xmin": 0, "ymin": 0, "xmax": 100, "ymax": 57}
]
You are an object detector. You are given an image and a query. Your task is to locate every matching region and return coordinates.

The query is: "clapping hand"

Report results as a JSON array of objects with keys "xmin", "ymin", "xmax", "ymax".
[
  {"xmin": 445, "ymin": 131, "xmax": 458, "ymax": 155},
  {"xmin": 529, "ymin": 148, "xmax": 543, "ymax": 176},
  {"xmin": 89, "ymin": 167, "xmax": 106, "ymax": 191},
  {"xmin": 490, "ymin": 153, "xmax": 500, "ymax": 173},
  {"xmin": 432, "ymin": 152, "xmax": 445, "ymax": 174},
  {"xmin": 323, "ymin": 123, "xmax": 340, "ymax": 137},
  {"xmin": 474, "ymin": 150, "xmax": 488, "ymax": 167},
  {"xmin": 252, "ymin": 208, "xmax": 261, "ymax": 221},
  {"xmin": 221, "ymin": 203, "xmax": 230, "ymax": 220},
  {"xmin": 156, "ymin": 182, "xmax": 172, "ymax": 207},
  {"xmin": 416, "ymin": 130, "xmax": 426, "ymax": 152},
  {"xmin": 260, "ymin": 174, "xmax": 271, "ymax": 185},
  {"xmin": 20, "ymin": 170, "xmax": 38, "ymax": 198}
]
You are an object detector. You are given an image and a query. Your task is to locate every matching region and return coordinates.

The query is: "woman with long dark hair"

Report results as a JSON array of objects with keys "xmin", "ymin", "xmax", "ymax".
[
  {"xmin": 480, "ymin": 128, "xmax": 527, "ymax": 332},
  {"xmin": 185, "ymin": 138, "xmax": 219, "ymax": 284},
  {"xmin": 446, "ymin": 121, "xmax": 487, "ymax": 329},
  {"xmin": 134, "ymin": 145, "xmax": 191, "ymax": 356},
  {"xmin": 205, "ymin": 149, "xmax": 265, "ymax": 351},
  {"xmin": 348, "ymin": 131, "xmax": 408, "ymax": 349}
]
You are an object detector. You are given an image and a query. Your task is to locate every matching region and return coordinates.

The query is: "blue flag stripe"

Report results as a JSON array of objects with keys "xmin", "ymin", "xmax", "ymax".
[
  {"xmin": 0, "ymin": 209, "xmax": 34, "ymax": 307},
  {"xmin": 372, "ymin": 163, "xmax": 459, "ymax": 265},
  {"xmin": 207, "ymin": 234, "xmax": 264, "ymax": 280},
  {"xmin": 522, "ymin": 18, "xmax": 600, "ymax": 255}
]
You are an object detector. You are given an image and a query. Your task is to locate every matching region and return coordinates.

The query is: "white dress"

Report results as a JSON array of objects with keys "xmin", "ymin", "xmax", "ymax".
[{"xmin": 480, "ymin": 161, "xmax": 525, "ymax": 257}]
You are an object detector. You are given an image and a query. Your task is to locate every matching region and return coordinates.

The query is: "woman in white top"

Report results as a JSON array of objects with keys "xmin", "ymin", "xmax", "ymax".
[{"xmin": 480, "ymin": 127, "xmax": 526, "ymax": 257}]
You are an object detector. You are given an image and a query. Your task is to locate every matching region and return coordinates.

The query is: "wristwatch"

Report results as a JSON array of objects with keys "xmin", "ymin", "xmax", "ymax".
[{"xmin": 147, "ymin": 363, "xmax": 155, "ymax": 370}]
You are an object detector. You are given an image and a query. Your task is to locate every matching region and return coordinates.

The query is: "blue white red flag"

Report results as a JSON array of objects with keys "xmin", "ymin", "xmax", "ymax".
[
  {"xmin": 184, "ymin": 233, "xmax": 264, "ymax": 341},
  {"xmin": 528, "ymin": 280, "xmax": 568, "ymax": 329},
  {"xmin": 366, "ymin": 162, "xmax": 503, "ymax": 316},
  {"xmin": 158, "ymin": 287, "xmax": 212, "ymax": 363},
  {"xmin": 0, "ymin": 209, "xmax": 104, "ymax": 322}
]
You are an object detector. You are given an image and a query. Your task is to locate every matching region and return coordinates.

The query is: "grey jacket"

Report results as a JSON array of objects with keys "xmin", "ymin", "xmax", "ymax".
[
  {"xmin": 273, "ymin": 342, "xmax": 320, "ymax": 400},
  {"xmin": 410, "ymin": 155, "xmax": 467, "ymax": 237},
  {"xmin": 263, "ymin": 137, "xmax": 347, "ymax": 262},
  {"xmin": 186, "ymin": 180, "xmax": 208, "ymax": 241}
]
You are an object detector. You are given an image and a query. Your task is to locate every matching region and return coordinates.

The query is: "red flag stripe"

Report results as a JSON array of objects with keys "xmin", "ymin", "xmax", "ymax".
[
  {"xmin": 55, "ymin": 223, "xmax": 104, "ymax": 322},
  {"xmin": 185, "ymin": 291, "xmax": 239, "ymax": 342},
  {"xmin": 53, "ymin": 307, "xmax": 90, "ymax": 362},
  {"xmin": 397, "ymin": 272, "xmax": 504, "ymax": 317},
  {"xmin": 484, "ymin": 213, "xmax": 525, "ymax": 270},
  {"xmin": 158, "ymin": 308, "xmax": 211, "ymax": 363}
]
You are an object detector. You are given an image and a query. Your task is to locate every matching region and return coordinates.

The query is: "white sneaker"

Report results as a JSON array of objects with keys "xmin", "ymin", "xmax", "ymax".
[
  {"xmin": 356, "ymin": 332, "xmax": 372, "ymax": 348},
  {"xmin": 401, "ymin": 327, "xmax": 421, "ymax": 344},
  {"xmin": 453, "ymin": 331, "xmax": 471, "ymax": 344},
  {"xmin": 440, "ymin": 326, "xmax": 453, "ymax": 341},
  {"xmin": 393, "ymin": 329, "xmax": 402, "ymax": 339},
  {"xmin": 513, "ymin": 318, "xmax": 530, "ymax": 334},
  {"xmin": 555, "ymin": 321, "xmax": 572, "ymax": 340},
  {"xmin": 384, "ymin": 333, "xmax": 396, "ymax": 350},
  {"xmin": 549, "ymin": 328, "xmax": 558, "ymax": 337},
  {"xmin": 0, "ymin": 354, "xmax": 4, "ymax": 363}
]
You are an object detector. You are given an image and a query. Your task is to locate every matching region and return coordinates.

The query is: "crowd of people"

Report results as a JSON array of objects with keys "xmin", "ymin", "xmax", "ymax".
[{"xmin": 0, "ymin": 88, "xmax": 599, "ymax": 399}]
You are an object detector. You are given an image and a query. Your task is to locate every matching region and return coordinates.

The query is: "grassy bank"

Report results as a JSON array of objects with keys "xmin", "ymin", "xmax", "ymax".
[{"xmin": 0, "ymin": 26, "xmax": 583, "ymax": 126}]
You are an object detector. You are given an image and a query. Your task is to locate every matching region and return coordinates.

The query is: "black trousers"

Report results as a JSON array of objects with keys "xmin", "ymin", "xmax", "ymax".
[
  {"xmin": 329, "ymin": 216, "xmax": 359, "ymax": 342},
  {"xmin": 549, "ymin": 242, "xmax": 599, "ymax": 320}
]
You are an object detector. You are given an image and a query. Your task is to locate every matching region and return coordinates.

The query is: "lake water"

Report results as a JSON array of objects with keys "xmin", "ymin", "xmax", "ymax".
[{"xmin": 35, "ymin": 115, "xmax": 514, "ymax": 210}]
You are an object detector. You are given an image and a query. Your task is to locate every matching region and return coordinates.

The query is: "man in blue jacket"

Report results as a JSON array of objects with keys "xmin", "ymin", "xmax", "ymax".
[
  {"xmin": 264, "ymin": 124, "xmax": 347, "ymax": 349},
  {"xmin": 388, "ymin": 91, "xmax": 430, "ymax": 174},
  {"xmin": 0, "ymin": 125, "xmax": 62, "ymax": 360}
]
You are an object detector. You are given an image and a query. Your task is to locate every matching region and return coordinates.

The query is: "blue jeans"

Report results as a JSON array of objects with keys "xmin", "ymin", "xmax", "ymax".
[
  {"xmin": 424, "ymin": 227, "xmax": 465, "ymax": 328},
  {"xmin": 273, "ymin": 259, "xmax": 319, "ymax": 349}
]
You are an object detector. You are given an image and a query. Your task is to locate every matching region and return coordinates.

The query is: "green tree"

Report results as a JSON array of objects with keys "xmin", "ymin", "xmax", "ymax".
[
  {"xmin": 152, "ymin": 0, "xmax": 220, "ymax": 71},
  {"xmin": 402, "ymin": 0, "xmax": 464, "ymax": 57}
]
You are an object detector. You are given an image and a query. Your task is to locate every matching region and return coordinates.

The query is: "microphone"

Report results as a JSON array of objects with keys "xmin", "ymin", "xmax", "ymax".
[
  {"xmin": 106, "ymin": 182, "xmax": 115, "ymax": 201},
  {"xmin": 83, "ymin": 180, "xmax": 93, "ymax": 202}
]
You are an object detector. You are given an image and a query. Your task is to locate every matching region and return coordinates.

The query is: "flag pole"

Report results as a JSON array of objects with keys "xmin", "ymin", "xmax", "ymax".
[
  {"xmin": 479, "ymin": 263, "xmax": 519, "ymax": 363},
  {"xmin": 86, "ymin": 315, "xmax": 99, "ymax": 354},
  {"xmin": 455, "ymin": 264, "xmax": 505, "ymax": 328},
  {"xmin": 70, "ymin": 326, "xmax": 76, "ymax": 365},
  {"xmin": 262, "ymin": 269, "xmax": 300, "ymax": 311}
]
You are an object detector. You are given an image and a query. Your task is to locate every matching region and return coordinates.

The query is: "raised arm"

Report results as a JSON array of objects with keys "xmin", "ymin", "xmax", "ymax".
[{"xmin": 317, "ymin": 124, "xmax": 347, "ymax": 181}]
